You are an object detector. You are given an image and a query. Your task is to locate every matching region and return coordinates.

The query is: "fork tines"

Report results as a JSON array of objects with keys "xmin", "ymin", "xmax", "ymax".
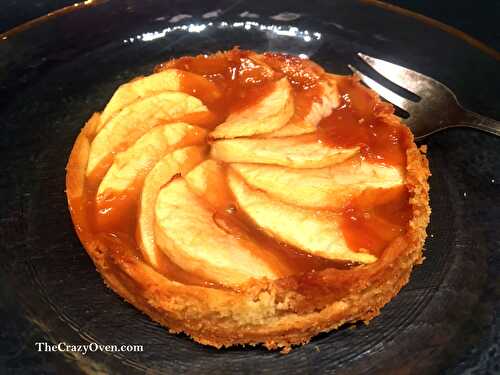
[
  {"xmin": 347, "ymin": 63, "xmax": 414, "ymax": 112},
  {"xmin": 347, "ymin": 53, "xmax": 443, "ymax": 113}
]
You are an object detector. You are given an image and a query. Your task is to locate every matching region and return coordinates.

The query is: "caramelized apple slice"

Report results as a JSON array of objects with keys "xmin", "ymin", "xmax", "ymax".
[
  {"xmin": 211, "ymin": 136, "xmax": 358, "ymax": 169},
  {"xmin": 210, "ymin": 78, "xmax": 294, "ymax": 139},
  {"xmin": 227, "ymin": 169, "xmax": 377, "ymax": 264},
  {"xmin": 87, "ymin": 91, "xmax": 207, "ymax": 178},
  {"xmin": 138, "ymin": 146, "xmax": 206, "ymax": 268},
  {"xmin": 97, "ymin": 123, "xmax": 207, "ymax": 200},
  {"xmin": 154, "ymin": 178, "xmax": 279, "ymax": 286},
  {"xmin": 100, "ymin": 69, "xmax": 181, "ymax": 128},
  {"xmin": 185, "ymin": 160, "xmax": 296, "ymax": 277},
  {"xmin": 99, "ymin": 69, "xmax": 221, "ymax": 129},
  {"xmin": 82, "ymin": 112, "xmax": 101, "ymax": 139},
  {"xmin": 184, "ymin": 159, "xmax": 229, "ymax": 208},
  {"xmin": 268, "ymin": 80, "xmax": 340, "ymax": 137},
  {"xmin": 231, "ymin": 161, "xmax": 403, "ymax": 209}
]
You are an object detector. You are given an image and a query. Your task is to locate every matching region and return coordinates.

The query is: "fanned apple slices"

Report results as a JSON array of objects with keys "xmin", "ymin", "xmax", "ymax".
[
  {"xmin": 154, "ymin": 175, "xmax": 279, "ymax": 286},
  {"xmin": 210, "ymin": 77, "xmax": 294, "ymax": 139},
  {"xmin": 97, "ymin": 123, "xmax": 207, "ymax": 200},
  {"xmin": 67, "ymin": 48, "xmax": 430, "ymax": 351},
  {"xmin": 227, "ymin": 169, "xmax": 377, "ymax": 264},
  {"xmin": 267, "ymin": 79, "xmax": 339, "ymax": 137},
  {"xmin": 138, "ymin": 146, "xmax": 207, "ymax": 268},
  {"xmin": 87, "ymin": 91, "xmax": 208, "ymax": 179},
  {"xmin": 99, "ymin": 69, "xmax": 221, "ymax": 128}
]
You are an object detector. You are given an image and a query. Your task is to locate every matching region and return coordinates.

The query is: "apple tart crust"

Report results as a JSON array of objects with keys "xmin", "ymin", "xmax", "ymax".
[{"xmin": 66, "ymin": 48, "xmax": 430, "ymax": 351}]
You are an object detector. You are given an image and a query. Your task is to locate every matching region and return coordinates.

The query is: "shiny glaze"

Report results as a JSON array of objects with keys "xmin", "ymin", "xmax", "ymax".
[
  {"xmin": 341, "ymin": 186, "xmax": 412, "ymax": 258},
  {"xmin": 318, "ymin": 76, "xmax": 410, "ymax": 167},
  {"xmin": 157, "ymin": 48, "xmax": 327, "ymax": 127},
  {"xmin": 259, "ymin": 52, "xmax": 325, "ymax": 122},
  {"xmin": 79, "ymin": 49, "xmax": 413, "ymax": 287},
  {"xmin": 83, "ymin": 178, "xmax": 220, "ymax": 288},
  {"xmin": 317, "ymin": 76, "xmax": 412, "ymax": 257},
  {"xmin": 156, "ymin": 49, "xmax": 278, "ymax": 127}
]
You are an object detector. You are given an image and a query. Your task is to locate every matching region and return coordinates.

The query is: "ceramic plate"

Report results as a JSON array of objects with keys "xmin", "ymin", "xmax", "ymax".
[{"xmin": 1, "ymin": 0, "xmax": 498, "ymax": 373}]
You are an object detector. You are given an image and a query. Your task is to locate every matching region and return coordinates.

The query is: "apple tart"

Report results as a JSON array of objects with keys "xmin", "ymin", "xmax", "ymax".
[{"xmin": 66, "ymin": 48, "xmax": 430, "ymax": 351}]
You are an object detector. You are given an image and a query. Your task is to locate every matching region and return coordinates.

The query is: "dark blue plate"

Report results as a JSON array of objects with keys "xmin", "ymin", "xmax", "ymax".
[{"xmin": 1, "ymin": 1, "xmax": 498, "ymax": 373}]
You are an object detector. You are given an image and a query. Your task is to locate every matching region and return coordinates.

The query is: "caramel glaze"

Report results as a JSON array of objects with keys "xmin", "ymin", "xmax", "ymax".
[
  {"xmin": 85, "ymin": 177, "xmax": 220, "ymax": 288},
  {"xmin": 317, "ymin": 76, "xmax": 410, "ymax": 167},
  {"xmin": 156, "ymin": 49, "xmax": 278, "ymax": 129},
  {"xmin": 79, "ymin": 49, "xmax": 414, "ymax": 289},
  {"xmin": 259, "ymin": 52, "xmax": 325, "ymax": 122},
  {"xmin": 317, "ymin": 76, "xmax": 413, "ymax": 260}
]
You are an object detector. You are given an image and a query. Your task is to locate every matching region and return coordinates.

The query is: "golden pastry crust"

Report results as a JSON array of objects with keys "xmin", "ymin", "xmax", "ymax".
[{"xmin": 66, "ymin": 50, "xmax": 430, "ymax": 351}]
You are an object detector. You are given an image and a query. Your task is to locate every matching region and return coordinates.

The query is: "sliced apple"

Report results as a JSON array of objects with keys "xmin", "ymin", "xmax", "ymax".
[
  {"xmin": 231, "ymin": 161, "xmax": 403, "ymax": 210},
  {"xmin": 82, "ymin": 112, "xmax": 101, "ymax": 139},
  {"xmin": 100, "ymin": 69, "xmax": 182, "ymax": 128},
  {"xmin": 210, "ymin": 77, "xmax": 294, "ymax": 139},
  {"xmin": 138, "ymin": 146, "xmax": 206, "ymax": 268},
  {"xmin": 87, "ymin": 91, "xmax": 207, "ymax": 178},
  {"xmin": 267, "ymin": 80, "xmax": 339, "ymax": 137},
  {"xmin": 184, "ymin": 159, "xmax": 230, "ymax": 208},
  {"xmin": 99, "ymin": 69, "xmax": 221, "ymax": 130},
  {"xmin": 211, "ymin": 136, "xmax": 358, "ymax": 169},
  {"xmin": 97, "ymin": 123, "xmax": 206, "ymax": 200},
  {"xmin": 184, "ymin": 160, "xmax": 298, "ymax": 277},
  {"xmin": 154, "ymin": 178, "xmax": 279, "ymax": 286},
  {"xmin": 227, "ymin": 169, "xmax": 377, "ymax": 264}
]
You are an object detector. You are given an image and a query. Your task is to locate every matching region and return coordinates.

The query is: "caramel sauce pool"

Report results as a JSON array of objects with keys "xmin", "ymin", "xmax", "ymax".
[{"xmin": 79, "ymin": 49, "xmax": 413, "ymax": 288}]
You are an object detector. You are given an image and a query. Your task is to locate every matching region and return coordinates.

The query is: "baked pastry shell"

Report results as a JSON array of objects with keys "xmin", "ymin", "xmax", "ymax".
[{"xmin": 66, "ymin": 107, "xmax": 430, "ymax": 351}]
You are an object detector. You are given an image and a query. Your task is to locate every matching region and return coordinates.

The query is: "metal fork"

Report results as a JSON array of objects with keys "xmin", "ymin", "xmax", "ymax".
[{"xmin": 348, "ymin": 53, "xmax": 500, "ymax": 140}]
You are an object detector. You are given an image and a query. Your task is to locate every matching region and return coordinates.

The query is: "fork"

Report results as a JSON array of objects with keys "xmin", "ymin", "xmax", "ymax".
[{"xmin": 348, "ymin": 53, "xmax": 500, "ymax": 140}]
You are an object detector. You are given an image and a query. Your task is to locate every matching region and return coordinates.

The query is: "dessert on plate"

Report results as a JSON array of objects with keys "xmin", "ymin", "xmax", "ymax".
[{"xmin": 66, "ymin": 48, "xmax": 430, "ymax": 351}]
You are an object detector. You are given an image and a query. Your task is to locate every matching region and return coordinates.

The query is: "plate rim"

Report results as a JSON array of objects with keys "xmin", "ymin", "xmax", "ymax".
[{"xmin": 0, "ymin": 0, "xmax": 498, "ymax": 61}]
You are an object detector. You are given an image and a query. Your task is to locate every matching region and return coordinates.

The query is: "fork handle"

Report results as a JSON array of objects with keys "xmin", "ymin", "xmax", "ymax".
[{"xmin": 458, "ymin": 110, "xmax": 500, "ymax": 137}]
